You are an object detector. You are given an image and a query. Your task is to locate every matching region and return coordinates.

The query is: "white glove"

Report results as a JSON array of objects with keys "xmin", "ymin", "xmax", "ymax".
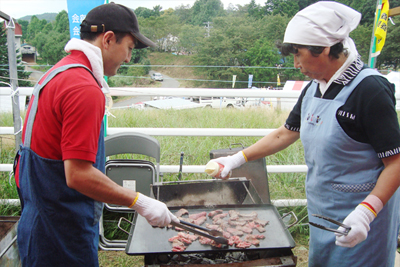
[
  {"xmin": 131, "ymin": 193, "xmax": 179, "ymax": 227},
  {"xmin": 211, "ymin": 151, "xmax": 247, "ymax": 179},
  {"xmin": 335, "ymin": 205, "xmax": 375, "ymax": 248}
]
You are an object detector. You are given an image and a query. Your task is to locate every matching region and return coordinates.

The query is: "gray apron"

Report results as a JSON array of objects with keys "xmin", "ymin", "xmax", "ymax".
[
  {"xmin": 300, "ymin": 68, "xmax": 400, "ymax": 266},
  {"xmin": 17, "ymin": 64, "xmax": 105, "ymax": 266}
]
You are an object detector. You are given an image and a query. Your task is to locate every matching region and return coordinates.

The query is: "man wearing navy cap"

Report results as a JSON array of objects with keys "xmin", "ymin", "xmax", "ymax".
[{"xmin": 15, "ymin": 3, "xmax": 178, "ymax": 266}]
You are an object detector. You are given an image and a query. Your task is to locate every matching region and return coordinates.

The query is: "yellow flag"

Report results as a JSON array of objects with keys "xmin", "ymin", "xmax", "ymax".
[
  {"xmin": 277, "ymin": 74, "xmax": 281, "ymax": 86},
  {"xmin": 374, "ymin": 0, "xmax": 389, "ymax": 56}
]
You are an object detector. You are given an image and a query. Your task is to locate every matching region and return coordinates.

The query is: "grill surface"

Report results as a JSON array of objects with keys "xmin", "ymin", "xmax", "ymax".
[{"xmin": 125, "ymin": 204, "xmax": 295, "ymax": 256}]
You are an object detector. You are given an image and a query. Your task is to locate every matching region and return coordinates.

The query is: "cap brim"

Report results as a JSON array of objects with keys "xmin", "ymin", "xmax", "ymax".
[{"xmin": 131, "ymin": 32, "xmax": 156, "ymax": 49}]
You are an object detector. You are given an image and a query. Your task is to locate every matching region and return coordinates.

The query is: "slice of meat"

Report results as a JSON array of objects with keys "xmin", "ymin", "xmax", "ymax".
[
  {"xmin": 171, "ymin": 239, "xmax": 187, "ymax": 252},
  {"xmin": 254, "ymin": 219, "xmax": 269, "ymax": 226},
  {"xmin": 175, "ymin": 208, "xmax": 189, "ymax": 217},
  {"xmin": 229, "ymin": 210, "xmax": 240, "ymax": 220},
  {"xmin": 194, "ymin": 215, "xmax": 207, "ymax": 225},
  {"xmin": 244, "ymin": 235, "xmax": 260, "ymax": 246},
  {"xmin": 189, "ymin": 211, "xmax": 207, "ymax": 220},
  {"xmin": 168, "ymin": 235, "xmax": 181, "ymax": 242},
  {"xmin": 208, "ymin": 209, "xmax": 223, "ymax": 218},
  {"xmin": 198, "ymin": 236, "xmax": 213, "ymax": 245},
  {"xmin": 205, "ymin": 223, "xmax": 222, "ymax": 231},
  {"xmin": 255, "ymin": 224, "xmax": 266, "ymax": 233},
  {"xmin": 212, "ymin": 213, "xmax": 228, "ymax": 222},
  {"xmin": 223, "ymin": 231, "xmax": 231, "ymax": 239},
  {"xmin": 239, "ymin": 211, "xmax": 258, "ymax": 218},
  {"xmin": 235, "ymin": 240, "xmax": 252, "ymax": 248},
  {"xmin": 172, "ymin": 245, "xmax": 186, "ymax": 252},
  {"xmin": 170, "ymin": 238, "xmax": 187, "ymax": 251},
  {"xmin": 226, "ymin": 227, "xmax": 244, "ymax": 236},
  {"xmin": 178, "ymin": 232, "xmax": 198, "ymax": 241},
  {"xmin": 228, "ymin": 219, "xmax": 246, "ymax": 226},
  {"xmin": 228, "ymin": 235, "xmax": 242, "ymax": 246},
  {"xmin": 212, "ymin": 218, "xmax": 225, "ymax": 225},
  {"xmin": 236, "ymin": 225, "xmax": 253, "ymax": 234},
  {"xmin": 254, "ymin": 234, "xmax": 265, "ymax": 239}
]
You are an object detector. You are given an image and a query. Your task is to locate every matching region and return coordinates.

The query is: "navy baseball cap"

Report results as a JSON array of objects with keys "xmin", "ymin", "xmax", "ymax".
[{"xmin": 80, "ymin": 2, "xmax": 156, "ymax": 49}]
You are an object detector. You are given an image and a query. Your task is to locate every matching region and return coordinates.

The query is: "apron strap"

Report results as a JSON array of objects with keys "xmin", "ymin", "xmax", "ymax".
[
  {"xmin": 334, "ymin": 68, "xmax": 382, "ymax": 103},
  {"xmin": 24, "ymin": 64, "xmax": 95, "ymax": 148}
]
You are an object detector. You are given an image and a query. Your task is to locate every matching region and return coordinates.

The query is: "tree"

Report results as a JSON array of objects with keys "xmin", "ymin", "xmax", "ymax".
[
  {"xmin": 247, "ymin": 0, "xmax": 263, "ymax": 20},
  {"xmin": 190, "ymin": 0, "xmax": 225, "ymax": 26},
  {"xmin": 17, "ymin": 20, "xmax": 29, "ymax": 43},
  {"xmin": 177, "ymin": 24, "xmax": 206, "ymax": 53},
  {"xmin": 29, "ymin": 11, "xmax": 69, "ymax": 65},
  {"xmin": 193, "ymin": 16, "xmax": 261, "ymax": 87},
  {"xmin": 0, "ymin": 26, "xmax": 32, "ymax": 87},
  {"xmin": 245, "ymin": 39, "xmax": 281, "ymax": 87},
  {"xmin": 263, "ymin": 0, "xmax": 299, "ymax": 17},
  {"xmin": 174, "ymin": 4, "xmax": 193, "ymax": 24},
  {"xmin": 350, "ymin": 23, "xmax": 372, "ymax": 62}
]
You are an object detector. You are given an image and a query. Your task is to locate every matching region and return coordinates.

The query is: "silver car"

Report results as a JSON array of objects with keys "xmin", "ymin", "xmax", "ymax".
[{"xmin": 151, "ymin": 73, "xmax": 163, "ymax": 81}]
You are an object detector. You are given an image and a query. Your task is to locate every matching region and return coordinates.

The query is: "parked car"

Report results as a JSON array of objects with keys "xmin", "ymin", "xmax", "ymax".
[
  {"xmin": 190, "ymin": 96, "xmax": 242, "ymax": 108},
  {"xmin": 151, "ymin": 73, "xmax": 163, "ymax": 81}
]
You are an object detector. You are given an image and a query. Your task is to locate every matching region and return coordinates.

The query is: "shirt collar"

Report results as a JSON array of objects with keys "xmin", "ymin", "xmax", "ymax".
[{"xmin": 333, "ymin": 55, "xmax": 364, "ymax": 86}]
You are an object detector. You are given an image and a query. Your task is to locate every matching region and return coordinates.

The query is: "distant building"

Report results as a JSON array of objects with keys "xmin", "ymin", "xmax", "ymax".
[
  {"xmin": 21, "ymin": 43, "xmax": 37, "ymax": 63},
  {"xmin": 3, "ymin": 20, "xmax": 37, "ymax": 63}
]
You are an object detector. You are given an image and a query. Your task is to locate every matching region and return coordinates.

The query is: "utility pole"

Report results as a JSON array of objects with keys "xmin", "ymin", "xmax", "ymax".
[
  {"xmin": 203, "ymin": 21, "xmax": 213, "ymax": 37},
  {"xmin": 0, "ymin": 11, "xmax": 22, "ymax": 151}
]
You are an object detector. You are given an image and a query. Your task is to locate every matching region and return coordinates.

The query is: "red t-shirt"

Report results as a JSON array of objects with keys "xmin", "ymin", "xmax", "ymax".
[{"xmin": 16, "ymin": 51, "xmax": 105, "ymax": 186}]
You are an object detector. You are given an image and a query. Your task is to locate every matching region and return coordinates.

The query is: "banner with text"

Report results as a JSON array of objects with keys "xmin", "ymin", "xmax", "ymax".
[
  {"xmin": 66, "ymin": 0, "xmax": 105, "ymax": 39},
  {"xmin": 248, "ymin": 74, "xmax": 253, "ymax": 88}
]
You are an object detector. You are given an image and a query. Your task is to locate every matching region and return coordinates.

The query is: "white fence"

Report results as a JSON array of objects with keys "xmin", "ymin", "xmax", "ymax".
[{"xmin": 3, "ymin": 86, "xmax": 398, "ymax": 207}]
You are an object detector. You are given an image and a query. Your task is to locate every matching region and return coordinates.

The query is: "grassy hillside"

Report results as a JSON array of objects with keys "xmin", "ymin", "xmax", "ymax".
[{"xmin": 148, "ymin": 52, "xmax": 208, "ymax": 88}]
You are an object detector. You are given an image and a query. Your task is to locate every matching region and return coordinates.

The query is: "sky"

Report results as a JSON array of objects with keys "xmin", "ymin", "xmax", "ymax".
[{"xmin": 0, "ymin": 0, "xmax": 266, "ymax": 20}]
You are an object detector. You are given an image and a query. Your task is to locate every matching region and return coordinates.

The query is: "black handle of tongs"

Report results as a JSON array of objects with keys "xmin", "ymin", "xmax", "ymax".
[
  {"xmin": 178, "ymin": 152, "xmax": 184, "ymax": 180},
  {"xmin": 171, "ymin": 221, "xmax": 228, "ymax": 244},
  {"xmin": 310, "ymin": 214, "xmax": 351, "ymax": 236}
]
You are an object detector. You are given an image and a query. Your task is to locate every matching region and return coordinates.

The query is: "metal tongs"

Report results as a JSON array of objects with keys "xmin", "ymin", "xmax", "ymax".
[
  {"xmin": 309, "ymin": 214, "xmax": 351, "ymax": 236},
  {"xmin": 171, "ymin": 220, "xmax": 228, "ymax": 244}
]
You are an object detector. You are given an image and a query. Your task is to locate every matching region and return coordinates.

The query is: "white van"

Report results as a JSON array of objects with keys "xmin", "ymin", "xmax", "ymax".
[{"xmin": 190, "ymin": 97, "xmax": 241, "ymax": 108}]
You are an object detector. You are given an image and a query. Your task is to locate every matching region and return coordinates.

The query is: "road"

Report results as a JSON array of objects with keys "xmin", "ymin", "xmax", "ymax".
[
  {"xmin": 112, "ymin": 70, "xmax": 180, "ymax": 108},
  {"xmin": 25, "ymin": 66, "xmax": 178, "ymax": 108}
]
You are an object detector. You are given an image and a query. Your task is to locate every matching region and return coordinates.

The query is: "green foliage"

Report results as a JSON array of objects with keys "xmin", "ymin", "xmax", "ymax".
[
  {"xmin": 17, "ymin": 19, "xmax": 29, "ymax": 43},
  {"xmin": 27, "ymin": 10, "xmax": 69, "ymax": 65},
  {"xmin": 264, "ymin": 0, "xmax": 300, "ymax": 17},
  {"xmin": 350, "ymin": 23, "xmax": 372, "ymax": 63},
  {"xmin": 190, "ymin": 0, "xmax": 225, "ymax": 26},
  {"xmin": 15, "ymin": 0, "xmax": 400, "ymax": 83},
  {"xmin": 134, "ymin": 6, "xmax": 162, "ymax": 19},
  {"xmin": 245, "ymin": 39, "xmax": 281, "ymax": 87}
]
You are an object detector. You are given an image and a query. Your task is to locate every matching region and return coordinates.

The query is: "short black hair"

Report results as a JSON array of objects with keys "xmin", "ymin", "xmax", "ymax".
[
  {"xmin": 276, "ymin": 41, "xmax": 345, "ymax": 59},
  {"xmin": 80, "ymin": 21, "xmax": 131, "ymax": 44}
]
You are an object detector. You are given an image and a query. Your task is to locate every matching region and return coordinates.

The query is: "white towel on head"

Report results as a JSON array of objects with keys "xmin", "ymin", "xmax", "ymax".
[
  {"xmin": 284, "ymin": 1, "xmax": 361, "ymax": 95},
  {"xmin": 284, "ymin": 1, "xmax": 361, "ymax": 48},
  {"xmin": 64, "ymin": 38, "xmax": 110, "ymax": 94}
]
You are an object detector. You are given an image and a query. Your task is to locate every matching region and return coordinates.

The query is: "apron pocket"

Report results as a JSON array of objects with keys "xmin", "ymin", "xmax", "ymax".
[{"xmin": 331, "ymin": 182, "xmax": 376, "ymax": 193}]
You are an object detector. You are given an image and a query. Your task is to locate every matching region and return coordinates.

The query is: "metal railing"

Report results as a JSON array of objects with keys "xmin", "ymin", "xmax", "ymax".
[{"xmin": 6, "ymin": 85, "xmax": 395, "ymax": 207}]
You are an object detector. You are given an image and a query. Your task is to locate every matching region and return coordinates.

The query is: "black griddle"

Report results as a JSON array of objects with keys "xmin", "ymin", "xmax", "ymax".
[{"xmin": 125, "ymin": 204, "xmax": 295, "ymax": 255}]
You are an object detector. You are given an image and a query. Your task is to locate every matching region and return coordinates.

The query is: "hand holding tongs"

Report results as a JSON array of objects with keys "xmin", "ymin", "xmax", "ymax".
[
  {"xmin": 171, "ymin": 220, "xmax": 228, "ymax": 244},
  {"xmin": 309, "ymin": 214, "xmax": 351, "ymax": 236}
]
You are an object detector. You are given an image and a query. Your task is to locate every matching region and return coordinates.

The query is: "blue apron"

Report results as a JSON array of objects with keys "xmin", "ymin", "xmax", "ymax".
[
  {"xmin": 17, "ymin": 64, "xmax": 105, "ymax": 267},
  {"xmin": 301, "ymin": 68, "xmax": 400, "ymax": 267}
]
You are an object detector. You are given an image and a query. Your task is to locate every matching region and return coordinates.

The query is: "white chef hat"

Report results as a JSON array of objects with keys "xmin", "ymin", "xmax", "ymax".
[{"xmin": 283, "ymin": 1, "xmax": 361, "ymax": 47}]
